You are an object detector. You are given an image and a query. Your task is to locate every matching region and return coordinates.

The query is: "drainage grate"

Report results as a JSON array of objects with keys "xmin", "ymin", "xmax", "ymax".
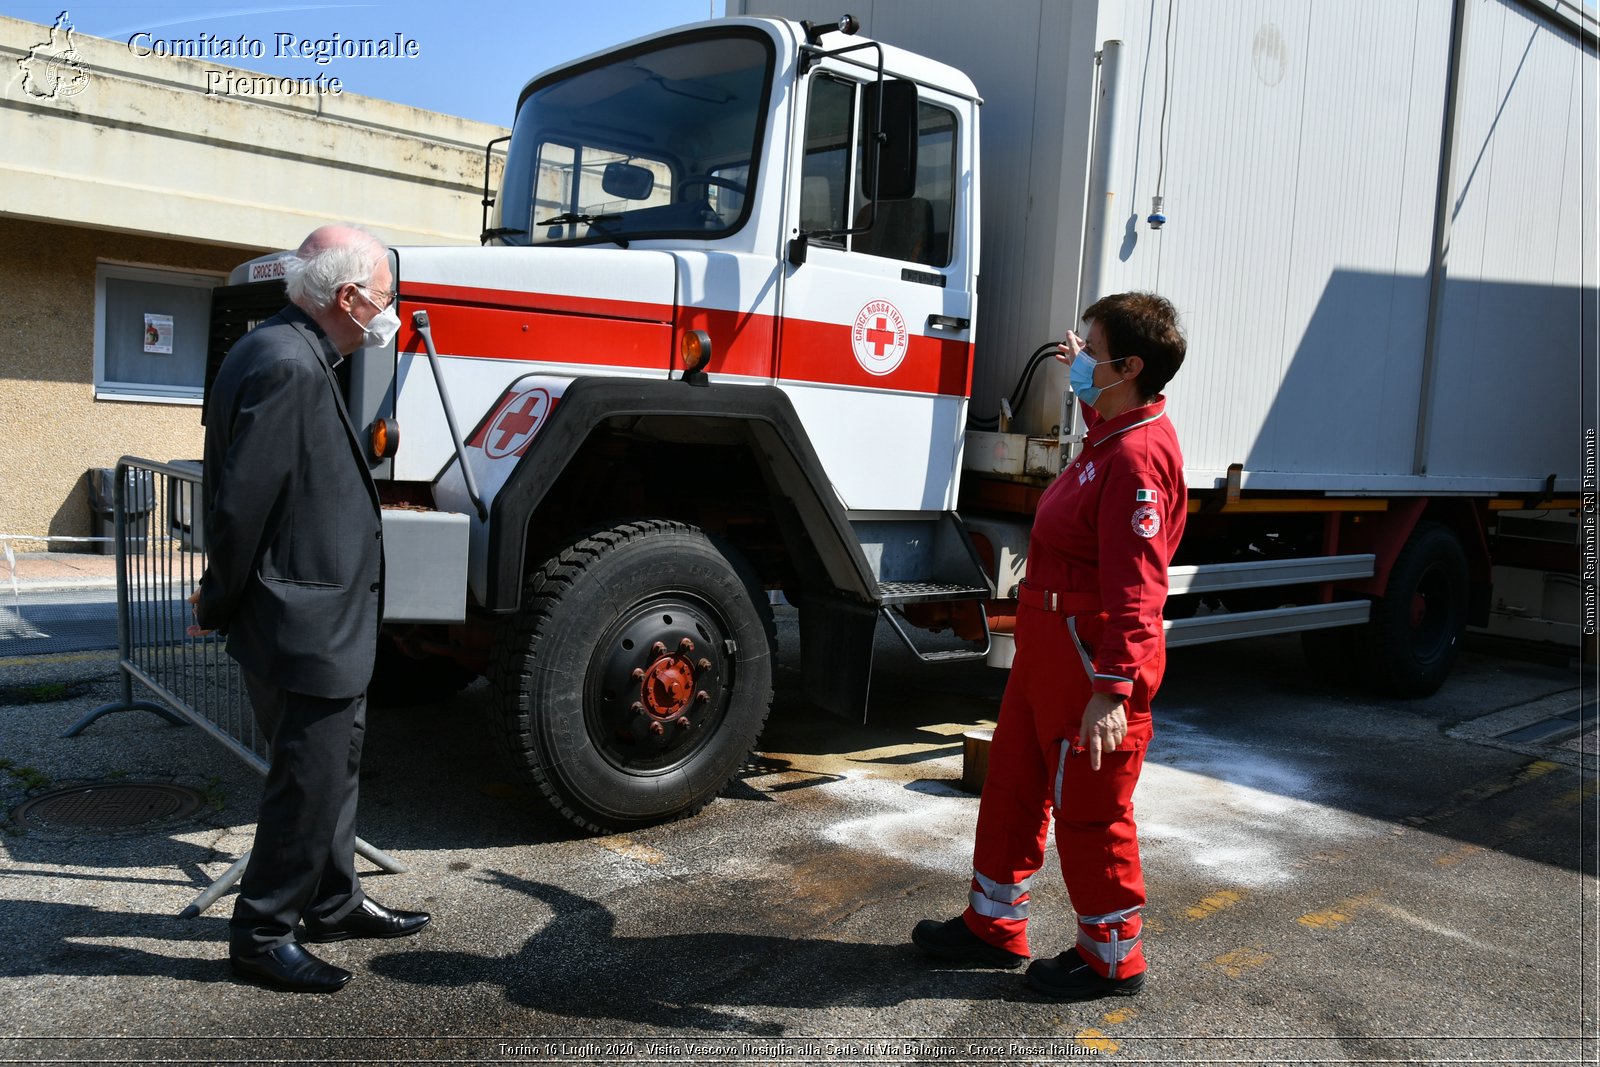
[{"xmin": 14, "ymin": 782, "xmax": 203, "ymax": 831}]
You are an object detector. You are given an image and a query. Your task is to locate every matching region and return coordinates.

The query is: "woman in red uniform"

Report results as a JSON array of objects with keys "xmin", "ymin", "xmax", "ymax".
[{"xmin": 913, "ymin": 291, "xmax": 1187, "ymax": 999}]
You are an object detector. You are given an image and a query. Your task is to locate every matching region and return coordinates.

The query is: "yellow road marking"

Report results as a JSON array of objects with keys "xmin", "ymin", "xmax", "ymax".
[
  {"xmin": 1433, "ymin": 844, "xmax": 1486, "ymax": 867},
  {"xmin": 1101, "ymin": 1007, "xmax": 1138, "ymax": 1025},
  {"xmin": 1553, "ymin": 779, "xmax": 1600, "ymax": 808},
  {"xmin": 1209, "ymin": 945, "xmax": 1273, "ymax": 978},
  {"xmin": 1185, "ymin": 889, "xmax": 1244, "ymax": 920},
  {"xmin": 1073, "ymin": 1028, "xmax": 1119, "ymax": 1054},
  {"xmin": 598, "ymin": 835, "xmax": 665, "ymax": 864},
  {"xmin": 1297, "ymin": 890, "xmax": 1382, "ymax": 929}
]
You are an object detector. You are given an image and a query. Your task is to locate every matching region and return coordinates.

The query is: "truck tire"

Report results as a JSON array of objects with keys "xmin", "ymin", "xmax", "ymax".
[
  {"xmin": 489, "ymin": 520, "xmax": 774, "ymax": 833},
  {"xmin": 1357, "ymin": 522, "xmax": 1469, "ymax": 697},
  {"xmin": 369, "ymin": 637, "xmax": 477, "ymax": 708}
]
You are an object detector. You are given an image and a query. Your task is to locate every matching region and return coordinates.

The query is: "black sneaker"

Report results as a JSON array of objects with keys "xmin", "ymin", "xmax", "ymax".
[
  {"xmin": 911, "ymin": 916, "xmax": 1028, "ymax": 969},
  {"xmin": 1025, "ymin": 947, "xmax": 1145, "ymax": 999}
]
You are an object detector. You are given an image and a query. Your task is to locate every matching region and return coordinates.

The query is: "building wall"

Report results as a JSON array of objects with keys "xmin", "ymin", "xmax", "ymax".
[
  {"xmin": 0, "ymin": 13, "xmax": 509, "ymax": 549},
  {"xmin": 0, "ymin": 218, "xmax": 260, "ymax": 546}
]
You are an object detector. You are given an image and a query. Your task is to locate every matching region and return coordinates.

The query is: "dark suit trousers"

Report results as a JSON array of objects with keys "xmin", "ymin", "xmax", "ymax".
[{"xmin": 230, "ymin": 670, "xmax": 368, "ymax": 954}]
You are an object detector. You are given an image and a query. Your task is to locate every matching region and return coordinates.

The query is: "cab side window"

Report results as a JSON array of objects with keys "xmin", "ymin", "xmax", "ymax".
[{"xmin": 799, "ymin": 74, "xmax": 957, "ymax": 267}]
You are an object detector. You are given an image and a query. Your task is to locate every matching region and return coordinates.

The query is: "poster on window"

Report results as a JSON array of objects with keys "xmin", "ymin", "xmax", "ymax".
[{"xmin": 143, "ymin": 313, "xmax": 173, "ymax": 354}]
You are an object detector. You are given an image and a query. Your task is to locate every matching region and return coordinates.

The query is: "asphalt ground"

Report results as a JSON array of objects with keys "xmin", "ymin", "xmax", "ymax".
[{"xmin": 0, "ymin": 610, "xmax": 1594, "ymax": 1066}]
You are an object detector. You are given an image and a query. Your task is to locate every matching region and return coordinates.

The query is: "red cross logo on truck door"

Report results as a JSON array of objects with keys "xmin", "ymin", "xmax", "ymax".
[
  {"xmin": 851, "ymin": 299, "xmax": 908, "ymax": 376},
  {"xmin": 483, "ymin": 387, "xmax": 552, "ymax": 459}
]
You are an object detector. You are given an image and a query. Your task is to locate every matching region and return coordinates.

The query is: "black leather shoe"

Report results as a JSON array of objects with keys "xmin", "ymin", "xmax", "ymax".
[
  {"xmin": 911, "ymin": 916, "xmax": 1028, "ymax": 969},
  {"xmin": 230, "ymin": 942, "xmax": 351, "ymax": 994},
  {"xmin": 1026, "ymin": 947, "xmax": 1145, "ymax": 999},
  {"xmin": 302, "ymin": 898, "xmax": 431, "ymax": 943}
]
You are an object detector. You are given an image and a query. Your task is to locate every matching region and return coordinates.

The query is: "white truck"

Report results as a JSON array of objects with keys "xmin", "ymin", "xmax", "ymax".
[{"xmin": 206, "ymin": 0, "xmax": 1596, "ymax": 832}]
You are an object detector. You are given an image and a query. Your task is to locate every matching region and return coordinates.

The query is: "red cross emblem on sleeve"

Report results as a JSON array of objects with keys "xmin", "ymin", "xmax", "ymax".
[{"xmin": 1131, "ymin": 504, "xmax": 1161, "ymax": 539}]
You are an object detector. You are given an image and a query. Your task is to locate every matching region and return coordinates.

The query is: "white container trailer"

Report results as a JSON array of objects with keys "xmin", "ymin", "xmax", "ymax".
[{"xmin": 737, "ymin": 0, "xmax": 1597, "ymax": 685}]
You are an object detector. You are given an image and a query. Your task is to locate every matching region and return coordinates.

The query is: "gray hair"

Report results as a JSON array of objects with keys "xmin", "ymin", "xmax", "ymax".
[{"xmin": 283, "ymin": 225, "xmax": 387, "ymax": 312}]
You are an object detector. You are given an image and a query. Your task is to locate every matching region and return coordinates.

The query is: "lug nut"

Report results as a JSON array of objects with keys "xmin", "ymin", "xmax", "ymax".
[
  {"xmin": 649, "ymin": 721, "xmax": 665, "ymax": 736},
  {"xmin": 651, "ymin": 641, "xmax": 667, "ymax": 657},
  {"xmin": 677, "ymin": 717, "xmax": 692, "ymax": 730},
  {"xmin": 631, "ymin": 702, "xmax": 646, "ymax": 715},
  {"xmin": 631, "ymin": 667, "xmax": 645, "ymax": 680},
  {"xmin": 698, "ymin": 658, "xmax": 712, "ymax": 672},
  {"xmin": 680, "ymin": 638, "xmax": 695, "ymax": 653},
  {"xmin": 694, "ymin": 690, "xmax": 710, "ymax": 704}
]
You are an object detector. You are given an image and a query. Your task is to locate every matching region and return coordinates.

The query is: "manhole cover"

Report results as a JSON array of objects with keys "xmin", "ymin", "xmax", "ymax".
[{"xmin": 14, "ymin": 782, "xmax": 203, "ymax": 831}]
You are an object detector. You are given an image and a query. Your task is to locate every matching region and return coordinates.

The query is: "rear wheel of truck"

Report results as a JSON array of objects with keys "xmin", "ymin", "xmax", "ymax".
[
  {"xmin": 1357, "ymin": 522, "xmax": 1469, "ymax": 697},
  {"xmin": 489, "ymin": 520, "xmax": 775, "ymax": 833}
]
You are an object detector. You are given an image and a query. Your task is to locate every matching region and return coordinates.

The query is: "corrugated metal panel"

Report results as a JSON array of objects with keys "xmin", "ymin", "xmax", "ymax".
[
  {"xmin": 1421, "ymin": 0, "xmax": 1596, "ymax": 485},
  {"xmin": 734, "ymin": 0, "xmax": 1593, "ymax": 492},
  {"xmin": 1096, "ymin": 0, "xmax": 1451, "ymax": 488}
]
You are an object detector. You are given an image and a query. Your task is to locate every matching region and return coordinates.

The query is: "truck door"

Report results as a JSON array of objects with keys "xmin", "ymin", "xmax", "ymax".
[{"xmin": 777, "ymin": 70, "xmax": 975, "ymax": 512}]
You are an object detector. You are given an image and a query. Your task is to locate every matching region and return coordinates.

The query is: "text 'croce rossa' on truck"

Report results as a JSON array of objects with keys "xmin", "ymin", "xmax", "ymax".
[{"xmin": 204, "ymin": 4, "xmax": 1596, "ymax": 833}]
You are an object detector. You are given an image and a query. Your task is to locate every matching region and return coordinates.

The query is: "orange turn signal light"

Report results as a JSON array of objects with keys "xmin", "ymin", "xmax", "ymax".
[
  {"xmin": 369, "ymin": 417, "xmax": 399, "ymax": 461},
  {"xmin": 680, "ymin": 329, "xmax": 712, "ymax": 375}
]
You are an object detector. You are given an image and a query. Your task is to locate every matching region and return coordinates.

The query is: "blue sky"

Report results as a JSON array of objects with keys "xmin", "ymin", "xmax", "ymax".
[{"xmin": 6, "ymin": 1, "xmax": 728, "ymax": 125}]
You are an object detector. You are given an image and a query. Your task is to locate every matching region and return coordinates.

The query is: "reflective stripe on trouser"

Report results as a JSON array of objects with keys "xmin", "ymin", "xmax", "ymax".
[
  {"xmin": 963, "ymin": 601, "xmax": 1158, "ymax": 963},
  {"xmin": 969, "ymin": 869, "xmax": 1032, "ymax": 922},
  {"xmin": 1077, "ymin": 905, "xmax": 1144, "ymax": 980}
]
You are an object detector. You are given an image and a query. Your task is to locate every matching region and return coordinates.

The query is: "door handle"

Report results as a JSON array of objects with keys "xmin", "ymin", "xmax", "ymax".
[{"xmin": 927, "ymin": 314, "xmax": 970, "ymax": 332}]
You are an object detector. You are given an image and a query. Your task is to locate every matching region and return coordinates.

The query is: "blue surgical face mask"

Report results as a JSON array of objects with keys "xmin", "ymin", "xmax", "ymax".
[{"xmin": 1070, "ymin": 351, "xmax": 1126, "ymax": 406}]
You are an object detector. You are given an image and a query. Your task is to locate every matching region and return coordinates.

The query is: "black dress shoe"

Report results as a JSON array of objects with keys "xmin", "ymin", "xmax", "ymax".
[
  {"xmin": 302, "ymin": 898, "xmax": 431, "ymax": 943},
  {"xmin": 230, "ymin": 942, "xmax": 351, "ymax": 994},
  {"xmin": 911, "ymin": 915, "xmax": 1028, "ymax": 969}
]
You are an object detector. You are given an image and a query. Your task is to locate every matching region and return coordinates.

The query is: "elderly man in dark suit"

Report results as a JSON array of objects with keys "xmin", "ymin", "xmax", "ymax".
[{"xmin": 192, "ymin": 224, "xmax": 429, "ymax": 993}]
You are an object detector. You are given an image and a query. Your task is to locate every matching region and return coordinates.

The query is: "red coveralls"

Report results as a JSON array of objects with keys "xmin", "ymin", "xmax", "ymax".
[{"xmin": 963, "ymin": 397, "xmax": 1185, "ymax": 979}]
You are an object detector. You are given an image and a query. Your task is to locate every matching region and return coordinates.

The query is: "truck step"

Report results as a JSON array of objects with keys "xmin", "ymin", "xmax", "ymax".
[
  {"xmin": 881, "ymin": 603, "xmax": 991, "ymax": 664},
  {"xmin": 877, "ymin": 581, "xmax": 990, "ymax": 605}
]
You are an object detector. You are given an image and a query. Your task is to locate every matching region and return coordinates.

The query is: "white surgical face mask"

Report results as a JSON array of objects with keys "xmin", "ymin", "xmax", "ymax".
[{"xmin": 350, "ymin": 288, "xmax": 400, "ymax": 348}]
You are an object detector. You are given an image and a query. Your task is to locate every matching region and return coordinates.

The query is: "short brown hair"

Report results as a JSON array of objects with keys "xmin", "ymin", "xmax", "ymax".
[{"xmin": 1082, "ymin": 291, "xmax": 1186, "ymax": 397}]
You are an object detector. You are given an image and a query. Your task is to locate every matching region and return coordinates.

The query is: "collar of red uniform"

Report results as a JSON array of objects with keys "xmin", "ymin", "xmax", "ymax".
[{"xmin": 1085, "ymin": 395, "xmax": 1167, "ymax": 450}]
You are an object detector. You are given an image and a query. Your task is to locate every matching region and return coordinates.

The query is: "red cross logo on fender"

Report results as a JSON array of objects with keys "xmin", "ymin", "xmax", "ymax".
[
  {"xmin": 851, "ymin": 299, "xmax": 908, "ymax": 376},
  {"xmin": 483, "ymin": 387, "xmax": 551, "ymax": 460},
  {"xmin": 1131, "ymin": 504, "xmax": 1161, "ymax": 539}
]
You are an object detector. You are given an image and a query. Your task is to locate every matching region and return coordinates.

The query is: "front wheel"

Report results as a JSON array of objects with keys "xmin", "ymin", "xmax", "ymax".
[{"xmin": 489, "ymin": 520, "xmax": 774, "ymax": 833}]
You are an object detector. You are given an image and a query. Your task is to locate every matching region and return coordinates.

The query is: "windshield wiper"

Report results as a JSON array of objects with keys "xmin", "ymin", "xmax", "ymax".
[
  {"xmin": 480, "ymin": 226, "xmax": 528, "ymax": 244},
  {"xmin": 537, "ymin": 212, "xmax": 629, "ymax": 249}
]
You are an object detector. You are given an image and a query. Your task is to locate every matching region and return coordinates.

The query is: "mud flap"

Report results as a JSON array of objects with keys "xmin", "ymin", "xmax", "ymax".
[{"xmin": 799, "ymin": 593, "xmax": 878, "ymax": 722}]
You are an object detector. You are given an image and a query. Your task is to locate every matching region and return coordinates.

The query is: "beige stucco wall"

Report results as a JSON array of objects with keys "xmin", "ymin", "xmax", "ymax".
[
  {"xmin": 0, "ymin": 14, "xmax": 508, "ymax": 550},
  {"xmin": 0, "ymin": 218, "xmax": 262, "ymax": 548}
]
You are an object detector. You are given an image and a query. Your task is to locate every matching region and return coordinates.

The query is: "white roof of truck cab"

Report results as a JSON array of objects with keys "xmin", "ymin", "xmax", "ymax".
[{"xmin": 515, "ymin": 16, "xmax": 980, "ymax": 110}]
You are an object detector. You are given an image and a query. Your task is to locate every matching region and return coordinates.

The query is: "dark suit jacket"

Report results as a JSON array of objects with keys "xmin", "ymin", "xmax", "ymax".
[{"xmin": 197, "ymin": 305, "xmax": 383, "ymax": 699}]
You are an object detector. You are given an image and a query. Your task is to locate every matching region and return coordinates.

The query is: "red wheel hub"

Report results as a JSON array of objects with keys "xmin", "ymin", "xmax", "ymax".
[{"xmin": 641, "ymin": 655, "xmax": 695, "ymax": 717}]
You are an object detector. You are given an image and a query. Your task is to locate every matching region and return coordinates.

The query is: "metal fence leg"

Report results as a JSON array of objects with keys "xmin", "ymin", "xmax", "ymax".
[
  {"xmin": 179, "ymin": 837, "xmax": 407, "ymax": 918},
  {"xmin": 178, "ymin": 852, "xmax": 251, "ymax": 919},
  {"xmin": 355, "ymin": 835, "xmax": 409, "ymax": 874},
  {"xmin": 63, "ymin": 670, "xmax": 187, "ymax": 737}
]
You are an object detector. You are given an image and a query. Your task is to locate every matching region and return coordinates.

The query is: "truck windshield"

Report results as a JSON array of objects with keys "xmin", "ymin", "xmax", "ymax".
[{"xmin": 493, "ymin": 30, "xmax": 774, "ymax": 246}]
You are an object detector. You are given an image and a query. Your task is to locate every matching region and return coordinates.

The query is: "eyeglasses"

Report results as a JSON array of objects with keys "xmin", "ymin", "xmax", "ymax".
[{"xmin": 356, "ymin": 283, "xmax": 397, "ymax": 309}]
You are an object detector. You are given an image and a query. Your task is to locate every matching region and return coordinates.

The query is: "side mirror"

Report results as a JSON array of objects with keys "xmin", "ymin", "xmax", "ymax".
[
  {"xmin": 601, "ymin": 161, "xmax": 655, "ymax": 201},
  {"xmin": 865, "ymin": 78, "xmax": 918, "ymax": 201}
]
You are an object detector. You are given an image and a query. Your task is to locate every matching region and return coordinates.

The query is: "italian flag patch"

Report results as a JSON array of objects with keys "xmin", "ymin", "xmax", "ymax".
[{"xmin": 1136, "ymin": 489, "xmax": 1157, "ymax": 503}]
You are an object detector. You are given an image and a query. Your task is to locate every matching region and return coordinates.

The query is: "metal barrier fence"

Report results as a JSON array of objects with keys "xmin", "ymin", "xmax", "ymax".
[{"xmin": 66, "ymin": 456, "xmax": 404, "ymax": 917}]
